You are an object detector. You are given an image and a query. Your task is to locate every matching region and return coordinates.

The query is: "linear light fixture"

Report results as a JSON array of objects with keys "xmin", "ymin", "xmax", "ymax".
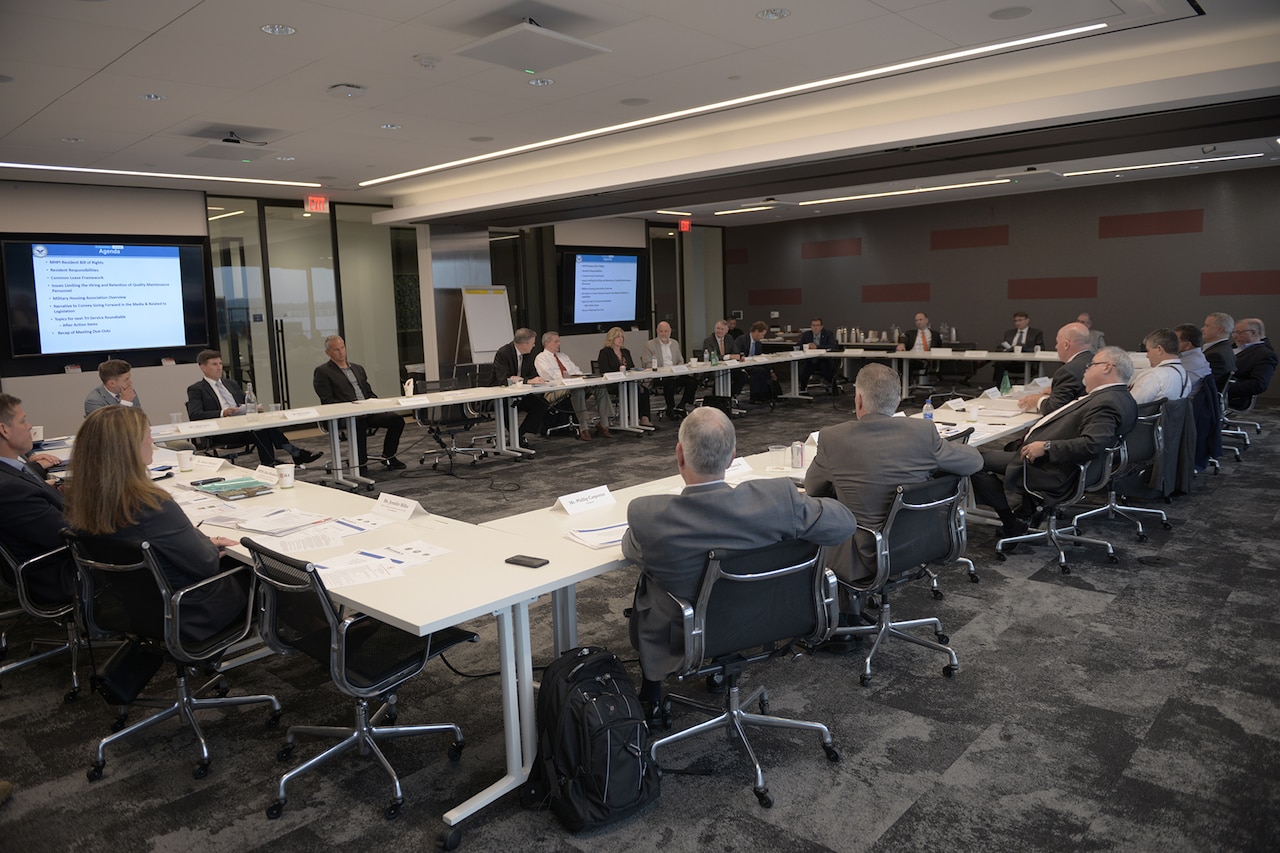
[
  {"xmin": 0, "ymin": 161, "xmax": 322, "ymax": 188},
  {"xmin": 800, "ymin": 178, "xmax": 1012, "ymax": 206},
  {"xmin": 361, "ymin": 22, "xmax": 1107, "ymax": 187},
  {"xmin": 714, "ymin": 205, "xmax": 774, "ymax": 216},
  {"xmin": 655, "ymin": 209, "xmax": 693, "ymax": 216},
  {"xmin": 207, "ymin": 210, "xmax": 246, "ymax": 221},
  {"xmin": 1063, "ymin": 152, "xmax": 1264, "ymax": 177}
]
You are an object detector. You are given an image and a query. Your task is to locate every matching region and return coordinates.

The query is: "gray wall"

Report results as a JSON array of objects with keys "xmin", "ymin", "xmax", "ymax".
[{"xmin": 724, "ymin": 168, "xmax": 1280, "ymax": 395}]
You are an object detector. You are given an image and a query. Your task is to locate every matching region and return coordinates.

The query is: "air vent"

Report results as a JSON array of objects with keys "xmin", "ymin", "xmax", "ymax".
[{"xmin": 453, "ymin": 22, "xmax": 610, "ymax": 72}]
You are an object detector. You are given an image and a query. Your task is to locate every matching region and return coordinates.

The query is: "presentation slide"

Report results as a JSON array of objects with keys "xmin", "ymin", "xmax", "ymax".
[
  {"xmin": 32, "ymin": 244, "xmax": 187, "ymax": 354},
  {"xmin": 573, "ymin": 254, "xmax": 638, "ymax": 324}
]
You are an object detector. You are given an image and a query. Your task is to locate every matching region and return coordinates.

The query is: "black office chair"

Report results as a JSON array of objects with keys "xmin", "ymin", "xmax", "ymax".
[
  {"xmin": 414, "ymin": 379, "xmax": 490, "ymax": 471},
  {"xmin": 996, "ymin": 450, "xmax": 1118, "ymax": 573},
  {"xmin": 0, "ymin": 543, "xmax": 86, "ymax": 701},
  {"xmin": 243, "ymin": 537, "xmax": 477, "ymax": 821},
  {"xmin": 831, "ymin": 475, "xmax": 970, "ymax": 686},
  {"xmin": 648, "ymin": 539, "xmax": 840, "ymax": 808},
  {"xmin": 1073, "ymin": 400, "xmax": 1174, "ymax": 541},
  {"xmin": 62, "ymin": 531, "xmax": 280, "ymax": 781},
  {"xmin": 1222, "ymin": 376, "xmax": 1262, "ymax": 450}
]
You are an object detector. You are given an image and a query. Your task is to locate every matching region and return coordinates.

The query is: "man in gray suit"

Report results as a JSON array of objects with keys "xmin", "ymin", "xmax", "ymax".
[
  {"xmin": 623, "ymin": 406, "xmax": 855, "ymax": 727},
  {"xmin": 805, "ymin": 364, "xmax": 981, "ymax": 628},
  {"xmin": 83, "ymin": 359, "xmax": 142, "ymax": 416}
]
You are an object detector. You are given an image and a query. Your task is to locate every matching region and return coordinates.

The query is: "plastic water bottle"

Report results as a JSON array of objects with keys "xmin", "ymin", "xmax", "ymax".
[
  {"xmin": 922, "ymin": 397, "xmax": 934, "ymax": 421},
  {"xmin": 999, "ymin": 371, "xmax": 1011, "ymax": 396},
  {"xmin": 243, "ymin": 381, "xmax": 257, "ymax": 413},
  {"xmin": 708, "ymin": 347, "xmax": 719, "ymax": 367}
]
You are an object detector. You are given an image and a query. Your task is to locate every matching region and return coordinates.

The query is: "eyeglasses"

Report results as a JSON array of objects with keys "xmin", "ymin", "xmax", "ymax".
[{"xmin": 1086, "ymin": 360, "xmax": 1113, "ymax": 369}]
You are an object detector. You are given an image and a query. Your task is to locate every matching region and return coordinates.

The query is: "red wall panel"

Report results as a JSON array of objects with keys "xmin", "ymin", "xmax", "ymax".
[{"xmin": 1098, "ymin": 209, "xmax": 1203, "ymax": 238}]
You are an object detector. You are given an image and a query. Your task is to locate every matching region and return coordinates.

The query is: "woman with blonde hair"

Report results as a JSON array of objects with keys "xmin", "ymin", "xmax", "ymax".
[
  {"xmin": 64, "ymin": 406, "xmax": 247, "ymax": 643},
  {"xmin": 597, "ymin": 327, "xmax": 655, "ymax": 428}
]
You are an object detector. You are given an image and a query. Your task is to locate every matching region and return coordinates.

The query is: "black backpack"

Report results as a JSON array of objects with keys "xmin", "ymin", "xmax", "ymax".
[{"xmin": 522, "ymin": 646, "xmax": 660, "ymax": 831}]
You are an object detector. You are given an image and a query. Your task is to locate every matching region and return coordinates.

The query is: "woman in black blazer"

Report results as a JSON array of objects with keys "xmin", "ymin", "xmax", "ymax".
[
  {"xmin": 597, "ymin": 327, "xmax": 655, "ymax": 427},
  {"xmin": 64, "ymin": 406, "xmax": 248, "ymax": 644}
]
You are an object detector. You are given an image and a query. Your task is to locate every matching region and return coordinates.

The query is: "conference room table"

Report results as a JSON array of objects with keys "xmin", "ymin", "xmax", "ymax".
[{"xmin": 818, "ymin": 348, "xmax": 1061, "ymax": 399}]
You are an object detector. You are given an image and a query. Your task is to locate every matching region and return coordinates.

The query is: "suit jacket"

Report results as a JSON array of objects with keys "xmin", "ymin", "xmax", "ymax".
[
  {"xmin": 643, "ymin": 337, "xmax": 686, "ymax": 367},
  {"xmin": 84, "ymin": 385, "xmax": 143, "ymax": 417},
  {"xmin": 1228, "ymin": 342, "xmax": 1278, "ymax": 408},
  {"xmin": 1203, "ymin": 339, "xmax": 1236, "ymax": 393},
  {"xmin": 798, "ymin": 328, "xmax": 838, "ymax": 350},
  {"xmin": 490, "ymin": 342, "xmax": 540, "ymax": 385},
  {"xmin": 597, "ymin": 346, "xmax": 636, "ymax": 373},
  {"xmin": 805, "ymin": 414, "xmax": 982, "ymax": 582},
  {"xmin": 92, "ymin": 500, "xmax": 247, "ymax": 644},
  {"xmin": 734, "ymin": 335, "xmax": 765, "ymax": 358},
  {"xmin": 1002, "ymin": 327, "xmax": 1045, "ymax": 351},
  {"xmin": 701, "ymin": 334, "xmax": 733, "ymax": 360},
  {"xmin": 313, "ymin": 359, "xmax": 377, "ymax": 403},
  {"xmin": 0, "ymin": 459, "xmax": 74, "ymax": 604},
  {"xmin": 1038, "ymin": 350, "xmax": 1091, "ymax": 415},
  {"xmin": 1087, "ymin": 329, "xmax": 1106, "ymax": 351},
  {"xmin": 899, "ymin": 328, "xmax": 935, "ymax": 351},
  {"xmin": 186, "ymin": 377, "xmax": 245, "ymax": 420},
  {"xmin": 623, "ymin": 478, "xmax": 855, "ymax": 680},
  {"xmin": 1016, "ymin": 384, "xmax": 1138, "ymax": 503}
]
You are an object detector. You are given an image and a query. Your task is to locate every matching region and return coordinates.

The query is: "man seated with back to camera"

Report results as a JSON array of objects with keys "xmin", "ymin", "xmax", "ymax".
[
  {"xmin": 797, "ymin": 317, "xmax": 839, "ymax": 392},
  {"xmin": 622, "ymin": 406, "xmax": 855, "ymax": 729},
  {"xmin": 971, "ymin": 346, "xmax": 1139, "ymax": 542},
  {"xmin": 186, "ymin": 350, "xmax": 322, "ymax": 467},
  {"xmin": 804, "ymin": 364, "xmax": 981, "ymax": 644},
  {"xmin": 643, "ymin": 321, "xmax": 698, "ymax": 421},
  {"xmin": 533, "ymin": 331, "xmax": 614, "ymax": 440},
  {"xmin": 0, "ymin": 393, "xmax": 74, "ymax": 605},
  {"xmin": 312, "ymin": 335, "xmax": 407, "ymax": 471},
  {"xmin": 1017, "ymin": 322, "xmax": 1093, "ymax": 415}
]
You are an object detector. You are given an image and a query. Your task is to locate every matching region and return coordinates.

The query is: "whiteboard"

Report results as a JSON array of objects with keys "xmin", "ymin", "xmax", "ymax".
[{"xmin": 461, "ymin": 286, "xmax": 514, "ymax": 363}]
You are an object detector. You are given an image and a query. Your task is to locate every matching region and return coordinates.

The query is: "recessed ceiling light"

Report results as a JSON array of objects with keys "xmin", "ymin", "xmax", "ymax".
[
  {"xmin": 61, "ymin": 137, "xmax": 85, "ymax": 143},
  {"xmin": 1062, "ymin": 152, "xmax": 1265, "ymax": 177},
  {"xmin": 261, "ymin": 24, "xmax": 296, "ymax": 36},
  {"xmin": 470, "ymin": 136, "xmax": 495, "ymax": 143},
  {"xmin": 0, "ymin": 161, "xmax": 321, "ymax": 188},
  {"xmin": 757, "ymin": 9, "xmax": 791, "ymax": 21},
  {"xmin": 528, "ymin": 78, "xmax": 554, "ymax": 87},
  {"xmin": 276, "ymin": 155, "xmax": 296, "ymax": 161},
  {"xmin": 327, "ymin": 83, "xmax": 366, "ymax": 99},
  {"xmin": 620, "ymin": 98, "xmax": 650, "ymax": 107},
  {"xmin": 207, "ymin": 210, "xmax": 245, "ymax": 222},
  {"xmin": 655, "ymin": 209, "xmax": 692, "ymax": 216},
  {"xmin": 302, "ymin": 212, "xmax": 311, "ymax": 217},
  {"xmin": 989, "ymin": 7, "xmax": 1032, "ymax": 21},
  {"xmin": 137, "ymin": 93, "xmax": 167, "ymax": 102},
  {"xmin": 714, "ymin": 205, "xmax": 774, "ymax": 215},
  {"xmin": 799, "ymin": 178, "xmax": 1011, "ymax": 206},
  {"xmin": 380, "ymin": 123, "xmax": 402, "ymax": 130}
]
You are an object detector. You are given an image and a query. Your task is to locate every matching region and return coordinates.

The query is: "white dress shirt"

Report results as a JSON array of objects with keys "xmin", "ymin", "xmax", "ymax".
[
  {"xmin": 1129, "ymin": 358, "xmax": 1189, "ymax": 405},
  {"xmin": 534, "ymin": 349, "xmax": 584, "ymax": 382}
]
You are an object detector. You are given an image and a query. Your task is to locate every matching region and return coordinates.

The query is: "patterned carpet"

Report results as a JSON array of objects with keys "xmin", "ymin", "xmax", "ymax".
[{"xmin": 1, "ymin": 390, "xmax": 1277, "ymax": 853}]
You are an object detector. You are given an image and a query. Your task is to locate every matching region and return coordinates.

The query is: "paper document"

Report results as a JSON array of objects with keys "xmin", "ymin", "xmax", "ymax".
[
  {"xmin": 238, "ymin": 508, "xmax": 330, "ymax": 536},
  {"xmin": 313, "ymin": 554, "xmax": 405, "ymax": 589},
  {"xmin": 566, "ymin": 522, "xmax": 629, "ymax": 550}
]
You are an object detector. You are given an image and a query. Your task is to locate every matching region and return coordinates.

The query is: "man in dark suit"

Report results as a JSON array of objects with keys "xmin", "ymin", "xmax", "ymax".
[
  {"xmin": 1201, "ymin": 312, "xmax": 1236, "ymax": 393},
  {"xmin": 1018, "ymin": 322, "xmax": 1092, "ymax": 415},
  {"xmin": 623, "ymin": 406, "xmax": 855, "ymax": 725},
  {"xmin": 186, "ymin": 350, "xmax": 321, "ymax": 467},
  {"xmin": 734, "ymin": 320, "xmax": 777, "ymax": 402},
  {"xmin": 1228, "ymin": 317, "xmax": 1277, "ymax": 409},
  {"xmin": 312, "ymin": 335, "xmax": 406, "ymax": 470},
  {"xmin": 895, "ymin": 311, "xmax": 935, "ymax": 352},
  {"xmin": 972, "ymin": 346, "xmax": 1139, "ymax": 537},
  {"xmin": 797, "ymin": 317, "xmax": 839, "ymax": 391},
  {"xmin": 1001, "ymin": 311, "xmax": 1045, "ymax": 352},
  {"xmin": 805, "ymin": 364, "xmax": 981, "ymax": 618},
  {"xmin": 0, "ymin": 394, "xmax": 73, "ymax": 604},
  {"xmin": 490, "ymin": 327, "xmax": 548, "ymax": 445}
]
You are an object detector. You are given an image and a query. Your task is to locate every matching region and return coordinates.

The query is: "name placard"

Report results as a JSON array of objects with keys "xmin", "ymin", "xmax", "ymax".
[
  {"xmin": 602, "ymin": 371, "xmax": 626, "ymax": 381},
  {"xmin": 725, "ymin": 456, "xmax": 753, "ymax": 477},
  {"xmin": 555, "ymin": 484, "xmax": 615, "ymax": 515},
  {"xmin": 671, "ymin": 364, "xmax": 691, "ymax": 374},
  {"xmin": 398, "ymin": 396, "xmax": 428, "ymax": 407},
  {"xmin": 285, "ymin": 407, "xmax": 321, "ymax": 420},
  {"xmin": 562, "ymin": 376, "xmax": 587, "ymax": 386},
  {"xmin": 189, "ymin": 455, "xmax": 224, "ymax": 474},
  {"xmin": 375, "ymin": 491, "xmax": 423, "ymax": 520},
  {"xmin": 254, "ymin": 464, "xmax": 281, "ymax": 483},
  {"xmin": 180, "ymin": 421, "xmax": 219, "ymax": 433}
]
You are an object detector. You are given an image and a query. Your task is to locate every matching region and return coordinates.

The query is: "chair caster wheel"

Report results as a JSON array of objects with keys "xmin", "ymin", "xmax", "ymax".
[
  {"xmin": 936, "ymin": 633, "xmax": 949, "ymax": 645},
  {"xmin": 996, "ymin": 552, "xmax": 1007, "ymax": 562},
  {"xmin": 1060, "ymin": 565, "xmax": 1071, "ymax": 575},
  {"xmin": 277, "ymin": 745, "xmax": 294, "ymax": 763},
  {"xmin": 859, "ymin": 674, "xmax": 871, "ymax": 687},
  {"xmin": 266, "ymin": 711, "xmax": 281, "ymax": 729},
  {"xmin": 439, "ymin": 827, "xmax": 462, "ymax": 851},
  {"xmin": 112, "ymin": 714, "xmax": 128, "ymax": 733},
  {"xmin": 755, "ymin": 789, "xmax": 773, "ymax": 808},
  {"xmin": 1137, "ymin": 534, "xmax": 1148, "ymax": 543},
  {"xmin": 823, "ymin": 744, "xmax": 840, "ymax": 762},
  {"xmin": 943, "ymin": 664, "xmax": 957, "ymax": 678},
  {"xmin": 1107, "ymin": 554, "xmax": 1119, "ymax": 563},
  {"xmin": 384, "ymin": 800, "xmax": 403, "ymax": 820},
  {"xmin": 87, "ymin": 763, "xmax": 104, "ymax": 782},
  {"xmin": 193, "ymin": 761, "xmax": 210, "ymax": 779},
  {"xmin": 969, "ymin": 574, "xmax": 980, "ymax": 584},
  {"xmin": 266, "ymin": 801, "xmax": 284, "ymax": 820},
  {"xmin": 1162, "ymin": 521, "xmax": 1173, "ymax": 530},
  {"xmin": 932, "ymin": 589, "xmax": 944, "ymax": 600},
  {"xmin": 64, "ymin": 687, "xmax": 80, "ymax": 703},
  {"xmin": 447, "ymin": 741, "xmax": 464, "ymax": 762}
]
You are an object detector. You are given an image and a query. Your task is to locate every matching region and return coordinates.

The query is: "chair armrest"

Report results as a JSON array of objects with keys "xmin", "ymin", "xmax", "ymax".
[
  {"xmin": 14, "ymin": 545, "xmax": 75, "ymax": 619},
  {"xmin": 168, "ymin": 561, "xmax": 256, "ymax": 661}
]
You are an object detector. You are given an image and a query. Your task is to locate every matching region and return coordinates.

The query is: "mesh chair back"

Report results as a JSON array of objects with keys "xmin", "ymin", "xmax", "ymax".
[
  {"xmin": 62, "ymin": 532, "xmax": 168, "ymax": 641},
  {"xmin": 1122, "ymin": 401, "xmax": 1165, "ymax": 471},
  {"xmin": 880, "ymin": 475, "xmax": 967, "ymax": 575},
  {"xmin": 242, "ymin": 538, "xmax": 335, "ymax": 665},
  {"xmin": 695, "ymin": 540, "xmax": 826, "ymax": 661}
]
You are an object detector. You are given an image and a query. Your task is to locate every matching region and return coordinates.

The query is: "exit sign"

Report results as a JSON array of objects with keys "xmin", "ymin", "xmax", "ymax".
[
  {"xmin": 678, "ymin": 219, "xmax": 691, "ymax": 232},
  {"xmin": 306, "ymin": 195, "xmax": 330, "ymax": 213}
]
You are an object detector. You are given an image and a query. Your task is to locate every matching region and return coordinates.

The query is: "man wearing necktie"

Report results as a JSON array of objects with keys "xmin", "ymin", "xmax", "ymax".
[
  {"xmin": 0, "ymin": 393, "xmax": 75, "ymax": 604},
  {"xmin": 490, "ymin": 328, "xmax": 549, "ymax": 447},
  {"xmin": 185, "ymin": 351, "xmax": 322, "ymax": 467},
  {"xmin": 734, "ymin": 320, "xmax": 778, "ymax": 403},
  {"xmin": 533, "ymin": 331, "xmax": 614, "ymax": 440},
  {"xmin": 83, "ymin": 359, "xmax": 142, "ymax": 416},
  {"xmin": 1001, "ymin": 311, "xmax": 1045, "ymax": 353}
]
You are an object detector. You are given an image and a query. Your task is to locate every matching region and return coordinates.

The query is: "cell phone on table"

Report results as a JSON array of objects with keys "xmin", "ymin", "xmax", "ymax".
[
  {"xmin": 190, "ymin": 476, "xmax": 225, "ymax": 486},
  {"xmin": 505, "ymin": 554, "xmax": 549, "ymax": 568}
]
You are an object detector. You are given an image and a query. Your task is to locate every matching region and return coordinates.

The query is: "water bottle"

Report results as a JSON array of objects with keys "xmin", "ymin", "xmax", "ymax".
[
  {"xmin": 999, "ymin": 371, "xmax": 1011, "ymax": 396},
  {"xmin": 922, "ymin": 397, "xmax": 934, "ymax": 421},
  {"xmin": 243, "ymin": 381, "xmax": 257, "ymax": 413},
  {"xmin": 709, "ymin": 347, "xmax": 719, "ymax": 367}
]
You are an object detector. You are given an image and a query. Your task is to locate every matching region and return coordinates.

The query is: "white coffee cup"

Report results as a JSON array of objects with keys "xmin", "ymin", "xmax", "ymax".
[
  {"xmin": 177, "ymin": 449, "xmax": 194, "ymax": 471},
  {"xmin": 1013, "ymin": 345, "xmax": 1023, "ymax": 354},
  {"xmin": 275, "ymin": 463, "xmax": 296, "ymax": 488}
]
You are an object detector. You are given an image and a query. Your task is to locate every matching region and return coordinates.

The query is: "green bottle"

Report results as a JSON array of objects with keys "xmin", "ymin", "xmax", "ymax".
[{"xmin": 999, "ymin": 371, "xmax": 1011, "ymax": 396}]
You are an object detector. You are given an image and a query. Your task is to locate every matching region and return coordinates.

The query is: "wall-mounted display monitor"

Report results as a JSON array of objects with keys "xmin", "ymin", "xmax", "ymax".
[
  {"xmin": 557, "ymin": 246, "xmax": 648, "ymax": 334},
  {"xmin": 1, "ymin": 234, "xmax": 213, "ymax": 363}
]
